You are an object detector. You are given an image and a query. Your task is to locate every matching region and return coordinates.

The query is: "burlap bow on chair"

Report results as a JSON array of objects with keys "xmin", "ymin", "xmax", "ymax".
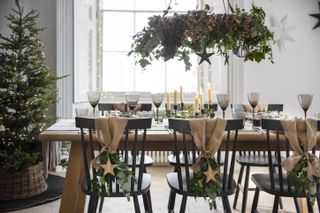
[
  {"xmin": 189, "ymin": 118, "xmax": 227, "ymax": 182},
  {"xmin": 90, "ymin": 117, "xmax": 128, "ymax": 175},
  {"xmin": 281, "ymin": 118, "xmax": 320, "ymax": 177}
]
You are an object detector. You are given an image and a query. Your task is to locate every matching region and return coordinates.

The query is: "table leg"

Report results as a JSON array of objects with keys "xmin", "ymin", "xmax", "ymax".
[
  {"xmin": 299, "ymin": 198, "xmax": 308, "ymax": 213},
  {"xmin": 59, "ymin": 141, "xmax": 86, "ymax": 213}
]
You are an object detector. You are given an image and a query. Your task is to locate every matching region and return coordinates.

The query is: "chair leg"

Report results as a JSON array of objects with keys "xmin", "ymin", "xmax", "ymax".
[
  {"xmin": 293, "ymin": 197, "xmax": 300, "ymax": 213},
  {"xmin": 147, "ymin": 190, "xmax": 153, "ymax": 213},
  {"xmin": 213, "ymin": 200, "xmax": 217, "ymax": 210},
  {"xmin": 307, "ymin": 198, "xmax": 314, "ymax": 213},
  {"xmin": 233, "ymin": 164, "xmax": 244, "ymax": 209},
  {"xmin": 222, "ymin": 196, "xmax": 232, "ymax": 213},
  {"xmin": 279, "ymin": 197, "xmax": 283, "ymax": 209},
  {"xmin": 241, "ymin": 166, "xmax": 251, "ymax": 213},
  {"xmin": 143, "ymin": 193, "xmax": 149, "ymax": 211},
  {"xmin": 88, "ymin": 196, "xmax": 94, "ymax": 213},
  {"xmin": 179, "ymin": 195, "xmax": 187, "ymax": 213},
  {"xmin": 167, "ymin": 190, "xmax": 176, "ymax": 211},
  {"xmin": 251, "ymin": 187, "xmax": 260, "ymax": 213},
  {"xmin": 92, "ymin": 196, "xmax": 99, "ymax": 213},
  {"xmin": 133, "ymin": 195, "xmax": 141, "ymax": 213},
  {"xmin": 317, "ymin": 196, "xmax": 320, "ymax": 212},
  {"xmin": 272, "ymin": 196, "xmax": 279, "ymax": 213},
  {"xmin": 98, "ymin": 197, "xmax": 104, "ymax": 212}
]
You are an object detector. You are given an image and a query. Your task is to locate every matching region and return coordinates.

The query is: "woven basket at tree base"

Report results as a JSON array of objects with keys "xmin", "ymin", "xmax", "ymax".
[{"xmin": 0, "ymin": 162, "xmax": 48, "ymax": 200}]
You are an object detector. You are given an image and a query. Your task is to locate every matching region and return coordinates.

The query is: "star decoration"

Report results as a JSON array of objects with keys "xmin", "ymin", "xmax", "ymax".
[
  {"xmin": 309, "ymin": 1, "xmax": 320, "ymax": 30},
  {"xmin": 196, "ymin": 49, "xmax": 214, "ymax": 65},
  {"xmin": 270, "ymin": 14, "xmax": 295, "ymax": 50},
  {"xmin": 101, "ymin": 159, "xmax": 116, "ymax": 176},
  {"xmin": 203, "ymin": 166, "xmax": 219, "ymax": 183}
]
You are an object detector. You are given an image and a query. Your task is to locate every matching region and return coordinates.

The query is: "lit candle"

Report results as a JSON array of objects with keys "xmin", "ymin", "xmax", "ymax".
[
  {"xmin": 194, "ymin": 95, "xmax": 199, "ymax": 113},
  {"xmin": 208, "ymin": 84, "xmax": 212, "ymax": 105},
  {"xmin": 166, "ymin": 91, "xmax": 170, "ymax": 111},
  {"xmin": 180, "ymin": 85, "xmax": 184, "ymax": 103},
  {"xmin": 174, "ymin": 89, "xmax": 178, "ymax": 105},
  {"xmin": 199, "ymin": 88, "xmax": 203, "ymax": 110}
]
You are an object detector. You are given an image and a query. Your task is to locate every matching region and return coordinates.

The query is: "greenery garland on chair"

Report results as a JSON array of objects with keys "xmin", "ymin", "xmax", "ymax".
[
  {"xmin": 91, "ymin": 149, "xmax": 133, "ymax": 200},
  {"xmin": 287, "ymin": 154, "xmax": 320, "ymax": 204},
  {"xmin": 129, "ymin": 4, "xmax": 274, "ymax": 71},
  {"xmin": 189, "ymin": 157, "xmax": 220, "ymax": 210}
]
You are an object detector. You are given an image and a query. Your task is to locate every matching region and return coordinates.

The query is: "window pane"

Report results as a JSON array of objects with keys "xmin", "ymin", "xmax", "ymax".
[
  {"xmin": 135, "ymin": 0, "xmax": 166, "ymax": 11},
  {"xmin": 102, "ymin": 0, "xmax": 134, "ymax": 10},
  {"xmin": 171, "ymin": 0, "xmax": 197, "ymax": 11},
  {"xmin": 102, "ymin": 52, "xmax": 134, "ymax": 91},
  {"xmin": 166, "ymin": 55, "xmax": 197, "ymax": 92},
  {"xmin": 135, "ymin": 61, "xmax": 166, "ymax": 93},
  {"xmin": 103, "ymin": 12, "xmax": 134, "ymax": 51}
]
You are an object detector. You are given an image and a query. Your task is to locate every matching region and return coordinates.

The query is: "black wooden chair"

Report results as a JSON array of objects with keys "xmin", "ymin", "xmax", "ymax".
[
  {"xmin": 267, "ymin": 104, "xmax": 283, "ymax": 112},
  {"xmin": 75, "ymin": 117, "xmax": 153, "ymax": 213},
  {"xmin": 140, "ymin": 103, "xmax": 152, "ymax": 112},
  {"xmin": 204, "ymin": 103, "xmax": 218, "ymax": 111},
  {"xmin": 167, "ymin": 118, "xmax": 244, "ymax": 213},
  {"xmin": 233, "ymin": 105, "xmax": 283, "ymax": 212},
  {"xmin": 251, "ymin": 119, "xmax": 320, "ymax": 213}
]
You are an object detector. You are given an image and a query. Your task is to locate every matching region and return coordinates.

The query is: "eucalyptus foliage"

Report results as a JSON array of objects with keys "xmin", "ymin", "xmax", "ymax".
[{"xmin": 129, "ymin": 4, "xmax": 274, "ymax": 71}]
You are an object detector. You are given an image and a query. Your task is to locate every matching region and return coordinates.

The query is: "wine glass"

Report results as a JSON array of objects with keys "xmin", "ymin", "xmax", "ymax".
[
  {"xmin": 152, "ymin": 93, "xmax": 164, "ymax": 123},
  {"xmin": 216, "ymin": 94, "xmax": 229, "ymax": 118},
  {"xmin": 126, "ymin": 93, "xmax": 140, "ymax": 115},
  {"xmin": 87, "ymin": 91, "xmax": 101, "ymax": 117},
  {"xmin": 248, "ymin": 92, "xmax": 260, "ymax": 125},
  {"xmin": 298, "ymin": 94, "xmax": 313, "ymax": 118}
]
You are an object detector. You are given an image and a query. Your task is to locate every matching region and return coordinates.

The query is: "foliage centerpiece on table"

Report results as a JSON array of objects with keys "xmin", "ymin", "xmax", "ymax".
[
  {"xmin": 0, "ymin": 0, "xmax": 59, "ymax": 174},
  {"xmin": 129, "ymin": 4, "xmax": 274, "ymax": 71}
]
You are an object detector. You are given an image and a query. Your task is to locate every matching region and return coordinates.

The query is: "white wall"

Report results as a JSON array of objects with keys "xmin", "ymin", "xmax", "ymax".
[
  {"xmin": 0, "ymin": 0, "xmax": 57, "ymax": 118},
  {"xmin": 243, "ymin": 0, "xmax": 320, "ymax": 117}
]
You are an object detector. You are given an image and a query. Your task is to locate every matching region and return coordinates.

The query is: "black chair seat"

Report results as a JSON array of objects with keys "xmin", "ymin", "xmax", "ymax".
[
  {"xmin": 120, "ymin": 154, "xmax": 153, "ymax": 167},
  {"xmin": 167, "ymin": 172, "xmax": 236, "ymax": 197},
  {"xmin": 252, "ymin": 174, "xmax": 320, "ymax": 198},
  {"xmin": 83, "ymin": 173, "xmax": 151, "ymax": 197},
  {"xmin": 236, "ymin": 155, "xmax": 279, "ymax": 167}
]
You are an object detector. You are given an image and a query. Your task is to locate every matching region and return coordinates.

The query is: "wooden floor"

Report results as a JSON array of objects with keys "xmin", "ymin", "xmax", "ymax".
[{"xmin": 10, "ymin": 165, "xmax": 306, "ymax": 213}]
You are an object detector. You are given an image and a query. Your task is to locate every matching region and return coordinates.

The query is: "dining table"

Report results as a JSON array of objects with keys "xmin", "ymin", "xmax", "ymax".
[{"xmin": 39, "ymin": 118, "xmax": 319, "ymax": 213}]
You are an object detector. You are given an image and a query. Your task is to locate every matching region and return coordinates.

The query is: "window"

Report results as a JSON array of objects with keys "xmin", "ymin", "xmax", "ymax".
[{"xmin": 101, "ymin": 0, "xmax": 198, "ymax": 94}]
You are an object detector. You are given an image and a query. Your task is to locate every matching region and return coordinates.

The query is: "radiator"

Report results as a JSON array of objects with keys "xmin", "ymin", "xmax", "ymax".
[{"xmin": 146, "ymin": 151, "xmax": 171, "ymax": 164}]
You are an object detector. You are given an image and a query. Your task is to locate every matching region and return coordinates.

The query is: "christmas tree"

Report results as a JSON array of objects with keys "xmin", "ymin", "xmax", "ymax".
[{"xmin": 0, "ymin": 0, "xmax": 58, "ymax": 173}]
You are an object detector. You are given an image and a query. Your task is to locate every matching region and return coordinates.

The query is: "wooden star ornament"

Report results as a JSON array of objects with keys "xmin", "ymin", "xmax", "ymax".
[
  {"xmin": 310, "ymin": 1, "xmax": 320, "ymax": 30},
  {"xmin": 196, "ymin": 49, "xmax": 214, "ymax": 65},
  {"xmin": 204, "ymin": 166, "xmax": 219, "ymax": 183},
  {"xmin": 101, "ymin": 158, "xmax": 116, "ymax": 176}
]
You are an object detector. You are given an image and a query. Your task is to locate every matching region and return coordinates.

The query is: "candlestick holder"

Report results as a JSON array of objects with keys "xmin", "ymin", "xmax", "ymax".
[
  {"xmin": 174, "ymin": 104, "xmax": 177, "ymax": 116},
  {"xmin": 181, "ymin": 102, "xmax": 184, "ymax": 111}
]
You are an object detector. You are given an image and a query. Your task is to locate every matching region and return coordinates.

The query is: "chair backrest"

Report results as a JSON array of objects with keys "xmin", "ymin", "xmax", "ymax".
[
  {"xmin": 140, "ymin": 103, "xmax": 152, "ymax": 112},
  {"xmin": 98, "ymin": 103, "xmax": 114, "ymax": 116},
  {"xmin": 203, "ymin": 104, "xmax": 218, "ymax": 111},
  {"xmin": 75, "ymin": 117, "xmax": 152, "ymax": 194},
  {"xmin": 267, "ymin": 104, "xmax": 283, "ymax": 112},
  {"xmin": 168, "ymin": 118, "xmax": 244, "ymax": 193},
  {"xmin": 261, "ymin": 119, "xmax": 320, "ymax": 192}
]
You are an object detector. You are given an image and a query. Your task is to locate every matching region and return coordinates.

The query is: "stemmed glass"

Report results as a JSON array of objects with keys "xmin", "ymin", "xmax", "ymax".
[
  {"xmin": 87, "ymin": 91, "xmax": 101, "ymax": 117},
  {"xmin": 217, "ymin": 94, "xmax": 229, "ymax": 118},
  {"xmin": 298, "ymin": 94, "xmax": 313, "ymax": 118},
  {"xmin": 126, "ymin": 93, "xmax": 140, "ymax": 115},
  {"xmin": 248, "ymin": 92, "xmax": 260, "ymax": 125},
  {"xmin": 152, "ymin": 93, "xmax": 164, "ymax": 123}
]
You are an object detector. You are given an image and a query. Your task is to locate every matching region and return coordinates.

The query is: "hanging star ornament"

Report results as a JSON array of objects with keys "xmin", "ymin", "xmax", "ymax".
[
  {"xmin": 270, "ymin": 14, "xmax": 296, "ymax": 50},
  {"xmin": 310, "ymin": 1, "xmax": 320, "ymax": 30},
  {"xmin": 196, "ymin": 49, "xmax": 214, "ymax": 65},
  {"xmin": 101, "ymin": 158, "xmax": 116, "ymax": 176},
  {"xmin": 203, "ymin": 165, "xmax": 219, "ymax": 183}
]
